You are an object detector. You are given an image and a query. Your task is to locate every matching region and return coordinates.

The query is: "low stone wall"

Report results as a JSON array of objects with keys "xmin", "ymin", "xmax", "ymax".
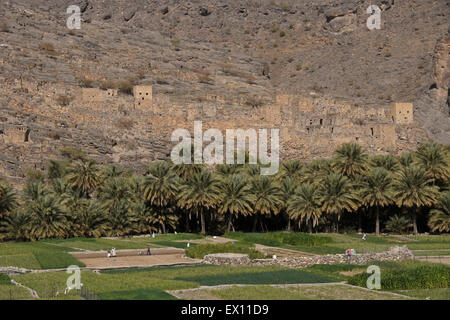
[
  {"xmin": 0, "ymin": 267, "xmax": 31, "ymax": 275},
  {"xmin": 203, "ymin": 253, "xmax": 251, "ymax": 266},
  {"xmin": 202, "ymin": 246, "xmax": 414, "ymax": 268}
]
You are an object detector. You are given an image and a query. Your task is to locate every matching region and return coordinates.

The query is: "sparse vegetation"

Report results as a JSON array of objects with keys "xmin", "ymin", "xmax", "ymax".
[
  {"xmin": 39, "ymin": 42, "xmax": 57, "ymax": 55},
  {"xmin": 115, "ymin": 117, "xmax": 135, "ymax": 130},
  {"xmin": 55, "ymin": 95, "xmax": 72, "ymax": 106}
]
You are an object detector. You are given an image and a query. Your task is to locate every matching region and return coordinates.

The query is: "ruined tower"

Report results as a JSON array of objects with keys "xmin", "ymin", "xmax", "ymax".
[{"xmin": 133, "ymin": 85, "xmax": 153, "ymax": 110}]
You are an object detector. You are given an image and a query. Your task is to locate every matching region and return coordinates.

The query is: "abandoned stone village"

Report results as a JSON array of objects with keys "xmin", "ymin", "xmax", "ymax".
[{"xmin": 0, "ymin": 76, "xmax": 427, "ymax": 187}]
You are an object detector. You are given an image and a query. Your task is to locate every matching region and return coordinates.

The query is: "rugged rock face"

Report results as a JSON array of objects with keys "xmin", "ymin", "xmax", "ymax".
[{"xmin": 0, "ymin": 0, "xmax": 448, "ymax": 184}]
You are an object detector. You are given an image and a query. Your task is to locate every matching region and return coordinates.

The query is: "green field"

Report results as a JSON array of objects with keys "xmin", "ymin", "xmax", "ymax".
[
  {"xmin": 0, "ymin": 233, "xmax": 203, "ymax": 270},
  {"xmin": 207, "ymin": 284, "xmax": 411, "ymax": 300},
  {"xmin": 226, "ymin": 232, "xmax": 450, "ymax": 255},
  {"xmin": 0, "ymin": 233, "xmax": 449, "ymax": 300}
]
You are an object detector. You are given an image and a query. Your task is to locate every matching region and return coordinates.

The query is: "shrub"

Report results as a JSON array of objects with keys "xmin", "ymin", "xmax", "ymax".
[
  {"xmin": 348, "ymin": 265, "xmax": 450, "ymax": 290},
  {"xmin": 78, "ymin": 78, "xmax": 95, "ymax": 88},
  {"xmin": 185, "ymin": 243, "xmax": 265, "ymax": 260},
  {"xmin": 117, "ymin": 80, "xmax": 134, "ymax": 95},
  {"xmin": 0, "ymin": 22, "xmax": 9, "ymax": 33},
  {"xmin": 48, "ymin": 131, "xmax": 62, "ymax": 140},
  {"xmin": 99, "ymin": 80, "xmax": 117, "ymax": 90},
  {"xmin": 279, "ymin": 31, "xmax": 286, "ymax": 37},
  {"xmin": 245, "ymin": 97, "xmax": 264, "ymax": 108},
  {"xmin": 116, "ymin": 117, "xmax": 135, "ymax": 130},
  {"xmin": 385, "ymin": 215, "xmax": 412, "ymax": 234},
  {"xmin": 39, "ymin": 42, "xmax": 57, "ymax": 55},
  {"xmin": 56, "ymin": 95, "xmax": 72, "ymax": 106}
]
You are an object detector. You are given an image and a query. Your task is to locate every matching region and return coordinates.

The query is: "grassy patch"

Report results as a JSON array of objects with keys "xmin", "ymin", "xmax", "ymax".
[
  {"xmin": 175, "ymin": 269, "xmax": 331, "ymax": 286},
  {"xmin": 185, "ymin": 243, "xmax": 265, "ymax": 259},
  {"xmin": 393, "ymin": 288, "xmax": 450, "ymax": 300},
  {"xmin": 208, "ymin": 284, "xmax": 408, "ymax": 300},
  {"xmin": 99, "ymin": 289, "xmax": 178, "ymax": 300},
  {"xmin": 0, "ymin": 284, "xmax": 35, "ymax": 300},
  {"xmin": 0, "ymin": 241, "xmax": 85, "ymax": 269},
  {"xmin": 34, "ymin": 252, "xmax": 85, "ymax": 269},
  {"xmin": 348, "ymin": 264, "xmax": 450, "ymax": 290}
]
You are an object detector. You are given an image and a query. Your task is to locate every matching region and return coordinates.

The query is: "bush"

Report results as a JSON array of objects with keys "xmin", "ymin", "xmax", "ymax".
[
  {"xmin": 0, "ymin": 22, "xmax": 9, "ymax": 33},
  {"xmin": 385, "ymin": 215, "xmax": 412, "ymax": 234},
  {"xmin": 117, "ymin": 80, "xmax": 134, "ymax": 95},
  {"xmin": 348, "ymin": 265, "xmax": 450, "ymax": 290},
  {"xmin": 78, "ymin": 78, "xmax": 95, "ymax": 88},
  {"xmin": 39, "ymin": 42, "xmax": 57, "ymax": 55},
  {"xmin": 185, "ymin": 243, "xmax": 265, "ymax": 260},
  {"xmin": 56, "ymin": 95, "xmax": 72, "ymax": 106},
  {"xmin": 115, "ymin": 117, "xmax": 135, "ymax": 130}
]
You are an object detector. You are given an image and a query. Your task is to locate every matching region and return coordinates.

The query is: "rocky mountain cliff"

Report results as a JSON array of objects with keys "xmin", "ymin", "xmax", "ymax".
[{"xmin": 0, "ymin": 0, "xmax": 448, "ymax": 184}]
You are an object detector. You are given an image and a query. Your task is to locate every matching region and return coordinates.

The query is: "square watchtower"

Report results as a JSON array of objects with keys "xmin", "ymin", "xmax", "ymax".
[
  {"xmin": 133, "ymin": 85, "xmax": 153, "ymax": 110},
  {"xmin": 389, "ymin": 103, "xmax": 413, "ymax": 124}
]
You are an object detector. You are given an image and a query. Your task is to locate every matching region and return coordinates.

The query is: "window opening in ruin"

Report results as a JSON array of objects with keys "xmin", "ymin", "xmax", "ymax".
[
  {"xmin": 331, "ymin": 127, "xmax": 334, "ymax": 133},
  {"xmin": 371, "ymin": 128, "xmax": 374, "ymax": 136},
  {"xmin": 309, "ymin": 120, "xmax": 312, "ymax": 125},
  {"xmin": 320, "ymin": 119, "xmax": 323, "ymax": 125},
  {"xmin": 355, "ymin": 137, "xmax": 359, "ymax": 141},
  {"xmin": 307, "ymin": 128, "xmax": 309, "ymax": 134},
  {"xmin": 24, "ymin": 129, "xmax": 30, "ymax": 142}
]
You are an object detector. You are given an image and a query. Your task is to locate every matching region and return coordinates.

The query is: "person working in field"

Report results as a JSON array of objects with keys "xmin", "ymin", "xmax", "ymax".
[{"xmin": 146, "ymin": 244, "xmax": 151, "ymax": 255}]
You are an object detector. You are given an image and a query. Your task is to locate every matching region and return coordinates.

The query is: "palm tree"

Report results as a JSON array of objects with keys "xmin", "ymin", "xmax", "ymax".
[
  {"xmin": 415, "ymin": 142, "xmax": 450, "ymax": 185},
  {"xmin": 148, "ymin": 207, "xmax": 178, "ymax": 234},
  {"xmin": 250, "ymin": 176, "xmax": 282, "ymax": 232},
  {"xmin": 215, "ymin": 164, "xmax": 242, "ymax": 178},
  {"xmin": 428, "ymin": 192, "xmax": 450, "ymax": 233},
  {"xmin": 280, "ymin": 159, "xmax": 304, "ymax": 181},
  {"xmin": 279, "ymin": 177, "xmax": 297, "ymax": 231},
  {"xmin": 320, "ymin": 173, "xmax": 359, "ymax": 233},
  {"xmin": 288, "ymin": 183, "xmax": 322, "ymax": 233},
  {"xmin": 28, "ymin": 195, "xmax": 68, "ymax": 240},
  {"xmin": 369, "ymin": 154, "xmax": 400, "ymax": 173},
  {"xmin": 178, "ymin": 169, "xmax": 220, "ymax": 235},
  {"xmin": 217, "ymin": 174, "xmax": 254, "ymax": 233},
  {"xmin": 359, "ymin": 168, "xmax": 394, "ymax": 235},
  {"xmin": 144, "ymin": 161, "xmax": 180, "ymax": 234},
  {"xmin": 333, "ymin": 143, "xmax": 368, "ymax": 178},
  {"xmin": 65, "ymin": 158, "xmax": 101, "ymax": 198},
  {"xmin": 398, "ymin": 152, "xmax": 414, "ymax": 167},
  {"xmin": 144, "ymin": 161, "xmax": 179, "ymax": 207},
  {"xmin": 393, "ymin": 166, "xmax": 440, "ymax": 234},
  {"xmin": 0, "ymin": 180, "xmax": 17, "ymax": 218},
  {"xmin": 0, "ymin": 210, "xmax": 30, "ymax": 241},
  {"xmin": 70, "ymin": 200, "xmax": 109, "ymax": 238}
]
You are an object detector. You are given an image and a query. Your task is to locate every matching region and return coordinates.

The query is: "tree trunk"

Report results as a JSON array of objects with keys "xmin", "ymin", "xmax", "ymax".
[
  {"xmin": 226, "ymin": 215, "xmax": 233, "ymax": 233},
  {"xmin": 335, "ymin": 214, "xmax": 339, "ymax": 233},
  {"xmin": 287, "ymin": 217, "xmax": 291, "ymax": 232},
  {"xmin": 358, "ymin": 210, "xmax": 363, "ymax": 233},
  {"xmin": 375, "ymin": 207, "xmax": 380, "ymax": 236},
  {"xmin": 200, "ymin": 208, "xmax": 206, "ymax": 235},
  {"xmin": 308, "ymin": 220, "xmax": 313, "ymax": 234},
  {"xmin": 252, "ymin": 215, "xmax": 258, "ymax": 232},
  {"xmin": 413, "ymin": 208, "xmax": 418, "ymax": 235},
  {"xmin": 185, "ymin": 213, "xmax": 190, "ymax": 232},
  {"xmin": 161, "ymin": 222, "xmax": 166, "ymax": 234}
]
